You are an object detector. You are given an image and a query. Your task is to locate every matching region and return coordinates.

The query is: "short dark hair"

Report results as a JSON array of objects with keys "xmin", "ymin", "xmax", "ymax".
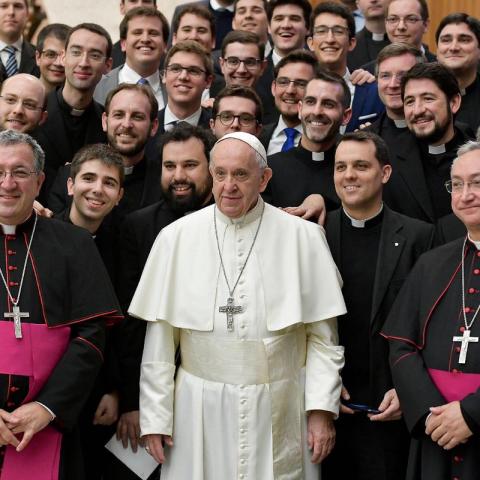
[
  {"xmin": 387, "ymin": 0, "xmax": 429, "ymax": 21},
  {"xmin": 159, "ymin": 122, "xmax": 216, "ymax": 163},
  {"xmin": 435, "ymin": 13, "xmax": 480, "ymax": 46},
  {"xmin": 274, "ymin": 49, "xmax": 319, "ymax": 78},
  {"xmin": 338, "ymin": 131, "xmax": 390, "ymax": 166},
  {"xmin": 105, "ymin": 83, "xmax": 158, "ymax": 122},
  {"xmin": 36, "ymin": 23, "xmax": 70, "ymax": 53},
  {"xmin": 308, "ymin": 69, "xmax": 351, "ymax": 109},
  {"xmin": 121, "ymin": 0, "xmax": 157, "ymax": 4},
  {"xmin": 65, "ymin": 23, "xmax": 113, "ymax": 59},
  {"xmin": 212, "ymin": 85, "xmax": 263, "ymax": 124},
  {"xmin": 220, "ymin": 30, "xmax": 264, "ymax": 60},
  {"xmin": 172, "ymin": 4, "xmax": 215, "ymax": 38},
  {"xmin": 119, "ymin": 6, "xmax": 170, "ymax": 44},
  {"xmin": 310, "ymin": 1, "xmax": 355, "ymax": 39},
  {"xmin": 234, "ymin": 0, "xmax": 268, "ymax": 15},
  {"xmin": 70, "ymin": 143, "xmax": 125, "ymax": 186},
  {"xmin": 165, "ymin": 40, "xmax": 214, "ymax": 77},
  {"xmin": 375, "ymin": 42, "xmax": 425, "ymax": 76},
  {"xmin": 401, "ymin": 62, "xmax": 460, "ymax": 102},
  {"xmin": 267, "ymin": 0, "xmax": 311, "ymax": 29}
]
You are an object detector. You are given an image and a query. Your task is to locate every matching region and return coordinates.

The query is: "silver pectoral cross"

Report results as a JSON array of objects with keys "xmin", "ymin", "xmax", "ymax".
[
  {"xmin": 219, "ymin": 297, "xmax": 243, "ymax": 332},
  {"xmin": 453, "ymin": 329, "xmax": 479, "ymax": 364},
  {"xmin": 5, "ymin": 305, "xmax": 29, "ymax": 339}
]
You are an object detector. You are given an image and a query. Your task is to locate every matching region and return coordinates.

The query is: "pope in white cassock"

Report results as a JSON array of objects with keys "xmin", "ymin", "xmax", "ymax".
[{"xmin": 129, "ymin": 132, "xmax": 347, "ymax": 479}]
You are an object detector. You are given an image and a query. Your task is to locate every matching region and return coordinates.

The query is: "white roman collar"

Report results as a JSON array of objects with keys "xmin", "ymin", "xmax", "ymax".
[
  {"xmin": 372, "ymin": 32, "xmax": 385, "ymax": 41},
  {"xmin": 343, "ymin": 203, "xmax": 384, "ymax": 228},
  {"xmin": 312, "ymin": 151, "xmax": 325, "ymax": 162},
  {"xmin": 393, "ymin": 119, "xmax": 407, "ymax": 128},
  {"xmin": 428, "ymin": 144, "xmax": 446, "ymax": 155}
]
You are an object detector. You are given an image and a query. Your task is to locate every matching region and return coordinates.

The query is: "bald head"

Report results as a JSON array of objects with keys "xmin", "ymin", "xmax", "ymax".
[{"xmin": 0, "ymin": 74, "xmax": 47, "ymax": 133}]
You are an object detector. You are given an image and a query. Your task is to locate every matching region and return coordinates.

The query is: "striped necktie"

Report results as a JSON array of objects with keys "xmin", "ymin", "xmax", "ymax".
[{"xmin": 4, "ymin": 46, "xmax": 17, "ymax": 77}]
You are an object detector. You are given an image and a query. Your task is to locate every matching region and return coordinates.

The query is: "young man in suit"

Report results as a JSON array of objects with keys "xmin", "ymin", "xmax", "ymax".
[
  {"xmin": 307, "ymin": 1, "xmax": 384, "ymax": 132},
  {"xmin": 323, "ymin": 130, "xmax": 434, "ymax": 480},
  {"xmin": 0, "ymin": 0, "xmax": 39, "ymax": 82}
]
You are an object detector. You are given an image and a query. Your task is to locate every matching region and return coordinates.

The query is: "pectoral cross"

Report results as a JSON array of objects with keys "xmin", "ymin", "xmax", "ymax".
[
  {"xmin": 5, "ymin": 305, "xmax": 29, "ymax": 339},
  {"xmin": 453, "ymin": 329, "xmax": 479, "ymax": 364},
  {"xmin": 219, "ymin": 297, "xmax": 243, "ymax": 332}
]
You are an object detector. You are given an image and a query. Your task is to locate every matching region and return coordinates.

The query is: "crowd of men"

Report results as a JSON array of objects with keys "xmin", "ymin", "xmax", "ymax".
[{"xmin": 0, "ymin": 0, "xmax": 480, "ymax": 479}]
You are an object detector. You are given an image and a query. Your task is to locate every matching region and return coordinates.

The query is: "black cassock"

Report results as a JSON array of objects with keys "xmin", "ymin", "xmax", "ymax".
[
  {"xmin": 383, "ymin": 238, "xmax": 480, "ymax": 480},
  {"xmin": 0, "ymin": 215, "xmax": 122, "ymax": 480}
]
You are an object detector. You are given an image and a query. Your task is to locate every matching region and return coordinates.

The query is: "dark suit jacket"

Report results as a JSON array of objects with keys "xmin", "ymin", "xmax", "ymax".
[
  {"xmin": 325, "ymin": 206, "xmax": 434, "ymax": 404},
  {"xmin": 32, "ymin": 89, "xmax": 107, "ymax": 202},
  {"xmin": 0, "ymin": 40, "xmax": 39, "ymax": 82},
  {"xmin": 257, "ymin": 120, "xmax": 277, "ymax": 151},
  {"xmin": 116, "ymin": 200, "xmax": 180, "ymax": 411},
  {"xmin": 347, "ymin": 81, "xmax": 385, "ymax": 132},
  {"xmin": 435, "ymin": 213, "xmax": 466, "ymax": 245},
  {"xmin": 145, "ymin": 106, "xmax": 212, "ymax": 159}
]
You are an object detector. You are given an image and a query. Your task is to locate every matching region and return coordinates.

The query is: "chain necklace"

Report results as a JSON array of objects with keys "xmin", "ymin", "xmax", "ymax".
[
  {"xmin": 0, "ymin": 213, "xmax": 38, "ymax": 339},
  {"xmin": 453, "ymin": 237, "xmax": 480, "ymax": 363},
  {"xmin": 214, "ymin": 202, "xmax": 265, "ymax": 332}
]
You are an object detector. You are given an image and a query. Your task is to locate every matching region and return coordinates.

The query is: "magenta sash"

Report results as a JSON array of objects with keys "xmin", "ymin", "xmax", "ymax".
[
  {"xmin": 428, "ymin": 368, "xmax": 480, "ymax": 402},
  {"xmin": 0, "ymin": 321, "xmax": 70, "ymax": 480}
]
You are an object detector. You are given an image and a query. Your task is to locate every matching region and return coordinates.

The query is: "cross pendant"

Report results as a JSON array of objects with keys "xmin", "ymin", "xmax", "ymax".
[
  {"xmin": 4, "ymin": 305, "xmax": 29, "ymax": 339},
  {"xmin": 453, "ymin": 329, "xmax": 479, "ymax": 364},
  {"xmin": 219, "ymin": 297, "xmax": 243, "ymax": 332}
]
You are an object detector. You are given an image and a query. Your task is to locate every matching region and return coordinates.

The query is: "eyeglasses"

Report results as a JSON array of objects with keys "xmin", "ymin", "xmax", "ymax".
[
  {"xmin": 216, "ymin": 111, "xmax": 257, "ymax": 127},
  {"xmin": 312, "ymin": 25, "xmax": 350, "ymax": 38},
  {"xmin": 164, "ymin": 64, "xmax": 207, "ymax": 77},
  {"xmin": 275, "ymin": 77, "xmax": 308, "ymax": 90},
  {"xmin": 67, "ymin": 47, "xmax": 106, "ymax": 62},
  {"xmin": 40, "ymin": 49, "xmax": 62, "ymax": 60},
  {"xmin": 223, "ymin": 56, "xmax": 262, "ymax": 70},
  {"xmin": 0, "ymin": 95, "xmax": 43, "ymax": 111},
  {"xmin": 445, "ymin": 179, "xmax": 480, "ymax": 194},
  {"xmin": 385, "ymin": 15, "xmax": 423, "ymax": 26},
  {"xmin": 0, "ymin": 169, "xmax": 38, "ymax": 181}
]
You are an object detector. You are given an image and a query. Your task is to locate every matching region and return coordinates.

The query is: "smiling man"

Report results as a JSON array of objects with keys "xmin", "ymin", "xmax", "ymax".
[
  {"xmin": 383, "ymin": 139, "xmax": 480, "ymax": 480},
  {"xmin": 33, "ymin": 23, "xmax": 112, "ymax": 201},
  {"xmin": 35, "ymin": 24, "xmax": 70, "ymax": 94},
  {"xmin": 0, "ymin": 73, "xmax": 47, "ymax": 133},
  {"xmin": 382, "ymin": 62, "xmax": 474, "ymax": 224},
  {"xmin": 131, "ymin": 131, "xmax": 346, "ymax": 479},
  {"xmin": 436, "ymin": 13, "xmax": 480, "ymax": 132},
  {"xmin": 0, "ymin": 130, "xmax": 121, "ymax": 480},
  {"xmin": 94, "ymin": 7, "xmax": 169, "ymax": 110},
  {"xmin": 323, "ymin": 130, "xmax": 433, "ymax": 480},
  {"xmin": 265, "ymin": 70, "xmax": 351, "ymax": 210}
]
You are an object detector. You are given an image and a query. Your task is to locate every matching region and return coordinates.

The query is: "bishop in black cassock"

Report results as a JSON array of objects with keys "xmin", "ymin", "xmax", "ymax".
[{"xmin": 382, "ymin": 141, "xmax": 480, "ymax": 480}]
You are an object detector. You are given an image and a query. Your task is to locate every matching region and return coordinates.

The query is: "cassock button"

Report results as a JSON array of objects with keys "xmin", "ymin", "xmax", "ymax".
[
  {"xmin": 7, "ymin": 266, "xmax": 16, "ymax": 271},
  {"xmin": 460, "ymin": 326, "xmax": 466, "ymax": 333},
  {"xmin": 452, "ymin": 369, "xmax": 460, "ymax": 374},
  {"xmin": 464, "ymin": 307, "xmax": 471, "ymax": 313},
  {"xmin": 474, "ymin": 269, "xmax": 480, "ymax": 275},
  {"xmin": 469, "ymin": 288, "xmax": 476, "ymax": 294},
  {"xmin": 477, "ymin": 252, "xmax": 480, "ymax": 257},
  {"xmin": 456, "ymin": 346, "xmax": 461, "ymax": 353},
  {"xmin": 9, "ymin": 386, "xmax": 19, "ymax": 393},
  {"xmin": 454, "ymin": 456, "xmax": 461, "ymax": 463},
  {"xmin": 7, "ymin": 401, "xmax": 14, "ymax": 407},
  {"xmin": 8, "ymin": 281, "xmax": 17, "ymax": 287}
]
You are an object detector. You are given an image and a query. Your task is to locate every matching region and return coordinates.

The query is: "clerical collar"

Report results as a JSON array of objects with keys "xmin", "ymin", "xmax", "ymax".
[
  {"xmin": 343, "ymin": 203, "xmax": 384, "ymax": 228},
  {"xmin": 428, "ymin": 144, "xmax": 446, "ymax": 155},
  {"xmin": 468, "ymin": 234, "xmax": 480, "ymax": 250},
  {"xmin": 210, "ymin": 0, "xmax": 234, "ymax": 12},
  {"xmin": 393, "ymin": 119, "xmax": 407, "ymax": 128},
  {"xmin": 124, "ymin": 165, "xmax": 134, "ymax": 175},
  {"xmin": 57, "ymin": 87, "xmax": 91, "ymax": 117},
  {"xmin": 372, "ymin": 32, "xmax": 385, "ymax": 41},
  {"xmin": 460, "ymin": 87, "xmax": 467, "ymax": 96},
  {"xmin": 312, "ymin": 151, "xmax": 325, "ymax": 162},
  {"xmin": 216, "ymin": 196, "xmax": 264, "ymax": 226},
  {"xmin": 1, "ymin": 224, "xmax": 15, "ymax": 234}
]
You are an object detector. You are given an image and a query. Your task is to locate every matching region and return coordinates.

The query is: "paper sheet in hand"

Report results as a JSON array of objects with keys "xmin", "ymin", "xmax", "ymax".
[{"xmin": 105, "ymin": 434, "xmax": 158, "ymax": 480}]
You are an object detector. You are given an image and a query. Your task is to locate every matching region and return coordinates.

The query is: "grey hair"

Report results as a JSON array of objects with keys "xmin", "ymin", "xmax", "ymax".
[
  {"xmin": 209, "ymin": 140, "xmax": 267, "ymax": 169},
  {"xmin": 451, "ymin": 140, "xmax": 480, "ymax": 170},
  {"xmin": 0, "ymin": 130, "xmax": 45, "ymax": 172}
]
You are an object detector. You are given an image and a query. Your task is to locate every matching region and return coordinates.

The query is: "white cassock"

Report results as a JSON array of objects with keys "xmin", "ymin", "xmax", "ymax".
[{"xmin": 129, "ymin": 198, "xmax": 346, "ymax": 480}]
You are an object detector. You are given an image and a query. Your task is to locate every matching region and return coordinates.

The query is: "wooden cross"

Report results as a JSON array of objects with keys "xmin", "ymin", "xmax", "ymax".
[
  {"xmin": 5, "ymin": 305, "xmax": 29, "ymax": 339},
  {"xmin": 219, "ymin": 297, "xmax": 243, "ymax": 332},
  {"xmin": 453, "ymin": 329, "xmax": 479, "ymax": 364}
]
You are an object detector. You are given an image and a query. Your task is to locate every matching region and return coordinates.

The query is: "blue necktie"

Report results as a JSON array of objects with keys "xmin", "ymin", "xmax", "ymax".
[
  {"xmin": 281, "ymin": 128, "xmax": 298, "ymax": 152},
  {"xmin": 137, "ymin": 78, "xmax": 150, "ymax": 86},
  {"xmin": 4, "ymin": 46, "xmax": 17, "ymax": 78}
]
